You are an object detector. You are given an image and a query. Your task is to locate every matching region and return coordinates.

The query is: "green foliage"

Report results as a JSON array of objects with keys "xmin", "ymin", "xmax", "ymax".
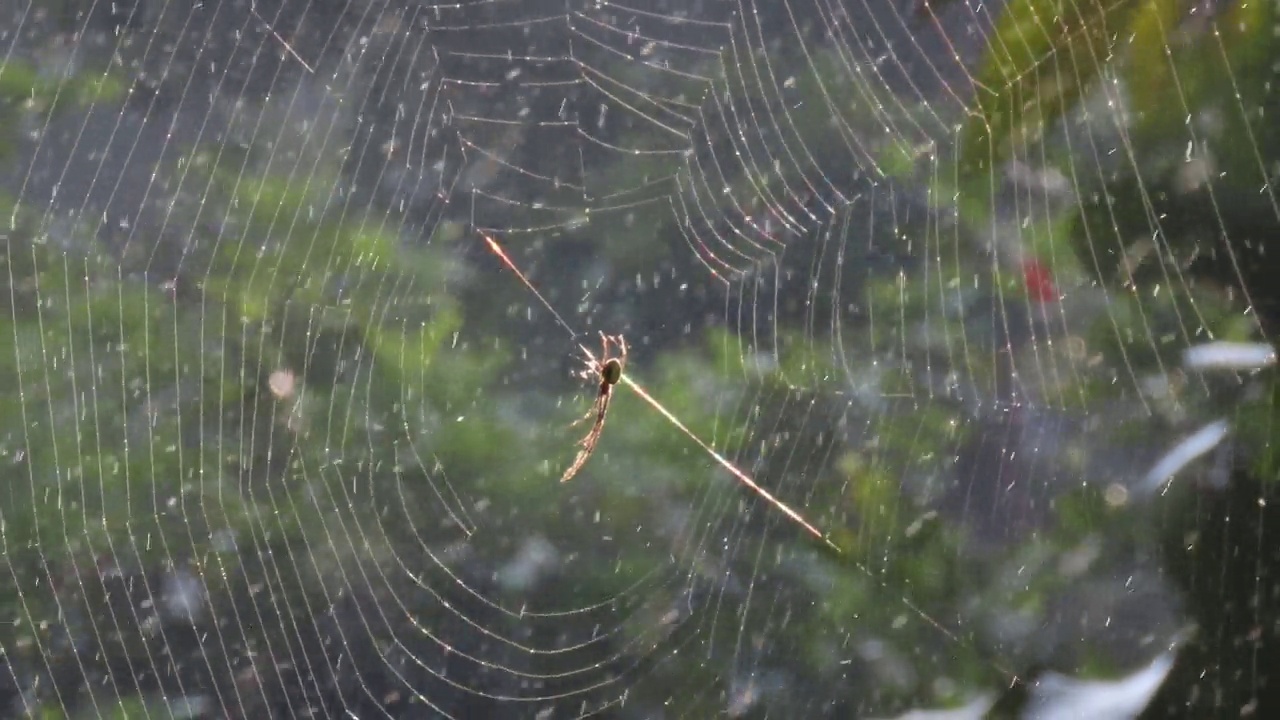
[
  {"xmin": 958, "ymin": 0, "xmax": 1145, "ymax": 191},
  {"xmin": 0, "ymin": 77, "xmax": 498, "ymax": 589},
  {"xmin": 0, "ymin": 60, "xmax": 126, "ymax": 161},
  {"xmin": 7, "ymin": 2, "xmax": 1277, "ymax": 712},
  {"xmin": 1235, "ymin": 378, "xmax": 1280, "ymax": 485},
  {"xmin": 1127, "ymin": 0, "xmax": 1277, "ymax": 166}
]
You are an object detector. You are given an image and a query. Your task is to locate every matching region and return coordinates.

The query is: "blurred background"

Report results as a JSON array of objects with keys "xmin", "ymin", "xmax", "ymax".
[{"xmin": 0, "ymin": 0, "xmax": 1276, "ymax": 717}]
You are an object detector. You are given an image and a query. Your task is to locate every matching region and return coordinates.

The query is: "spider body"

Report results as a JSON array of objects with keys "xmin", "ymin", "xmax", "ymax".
[
  {"xmin": 600, "ymin": 357, "xmax": 623, "ymax": 386},
  {"xmin": 560, "ymin": 333, "xmax": 627, "ymax": 482}
]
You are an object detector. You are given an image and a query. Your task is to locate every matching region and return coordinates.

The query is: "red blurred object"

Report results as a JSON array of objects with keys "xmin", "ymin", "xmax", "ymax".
[{"xmin": 1023, "ymin": 259, "xmax": 1058, "ymax": 303}]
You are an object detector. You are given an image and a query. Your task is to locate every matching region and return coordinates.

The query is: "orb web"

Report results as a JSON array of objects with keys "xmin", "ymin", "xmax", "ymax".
[{"xmin": 0, "ymin": 0, "xmax": 1275, "ymax": 717}]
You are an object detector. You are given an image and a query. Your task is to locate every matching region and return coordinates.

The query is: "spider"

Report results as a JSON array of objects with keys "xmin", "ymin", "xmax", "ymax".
[{"xmin": 560, "ymin": 332, "xmax": 627, "ymax": 483}]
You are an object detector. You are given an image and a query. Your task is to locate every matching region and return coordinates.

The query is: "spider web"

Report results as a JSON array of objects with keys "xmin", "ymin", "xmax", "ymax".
[{"xmin": 0, "ymin": 0, "xmax": 1275, "ymax": 717}]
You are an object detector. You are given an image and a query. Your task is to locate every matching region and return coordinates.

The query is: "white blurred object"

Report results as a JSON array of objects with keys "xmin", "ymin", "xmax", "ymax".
[
  {"xmin": 1024, "ymin": 647, "xmax": 1176, "ymax": 720},
  {"xmin": 875, "ymin": 694, "xmax": 995, "ymax": 720},
  {"xmin": 1182, "ymin": 341, "xmax": 1276, "ymax": 371},
  {"xmin": 1140, "ymin": 419, "xmax": 1230, "ymax": 494},
  {"xmin": 161, "ymin": 567, "xmax": 208, "ymax": 623},
  {"xmin": 497, "ymin": 535, "xmax": 559, "ymax": 591}
]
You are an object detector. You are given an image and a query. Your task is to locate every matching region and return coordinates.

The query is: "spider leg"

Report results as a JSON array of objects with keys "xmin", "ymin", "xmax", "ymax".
[
  {"xmin": 560, "ymin": 332, "xmax": 624, "ymax": 482},
  {"xmin": 574, "ymin": 337, "xmax": 600, "ymax": 380},
  {"xmin": 568, "ymin": 392, "xmax": 604, "ymax": 428},
  {"xmin": 561, "ymin": 389, "xmax": 612, "ymax": 482},
  {"xmin": 576, "ymin": 360, "xmax": 594, "ymax": 382}
]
